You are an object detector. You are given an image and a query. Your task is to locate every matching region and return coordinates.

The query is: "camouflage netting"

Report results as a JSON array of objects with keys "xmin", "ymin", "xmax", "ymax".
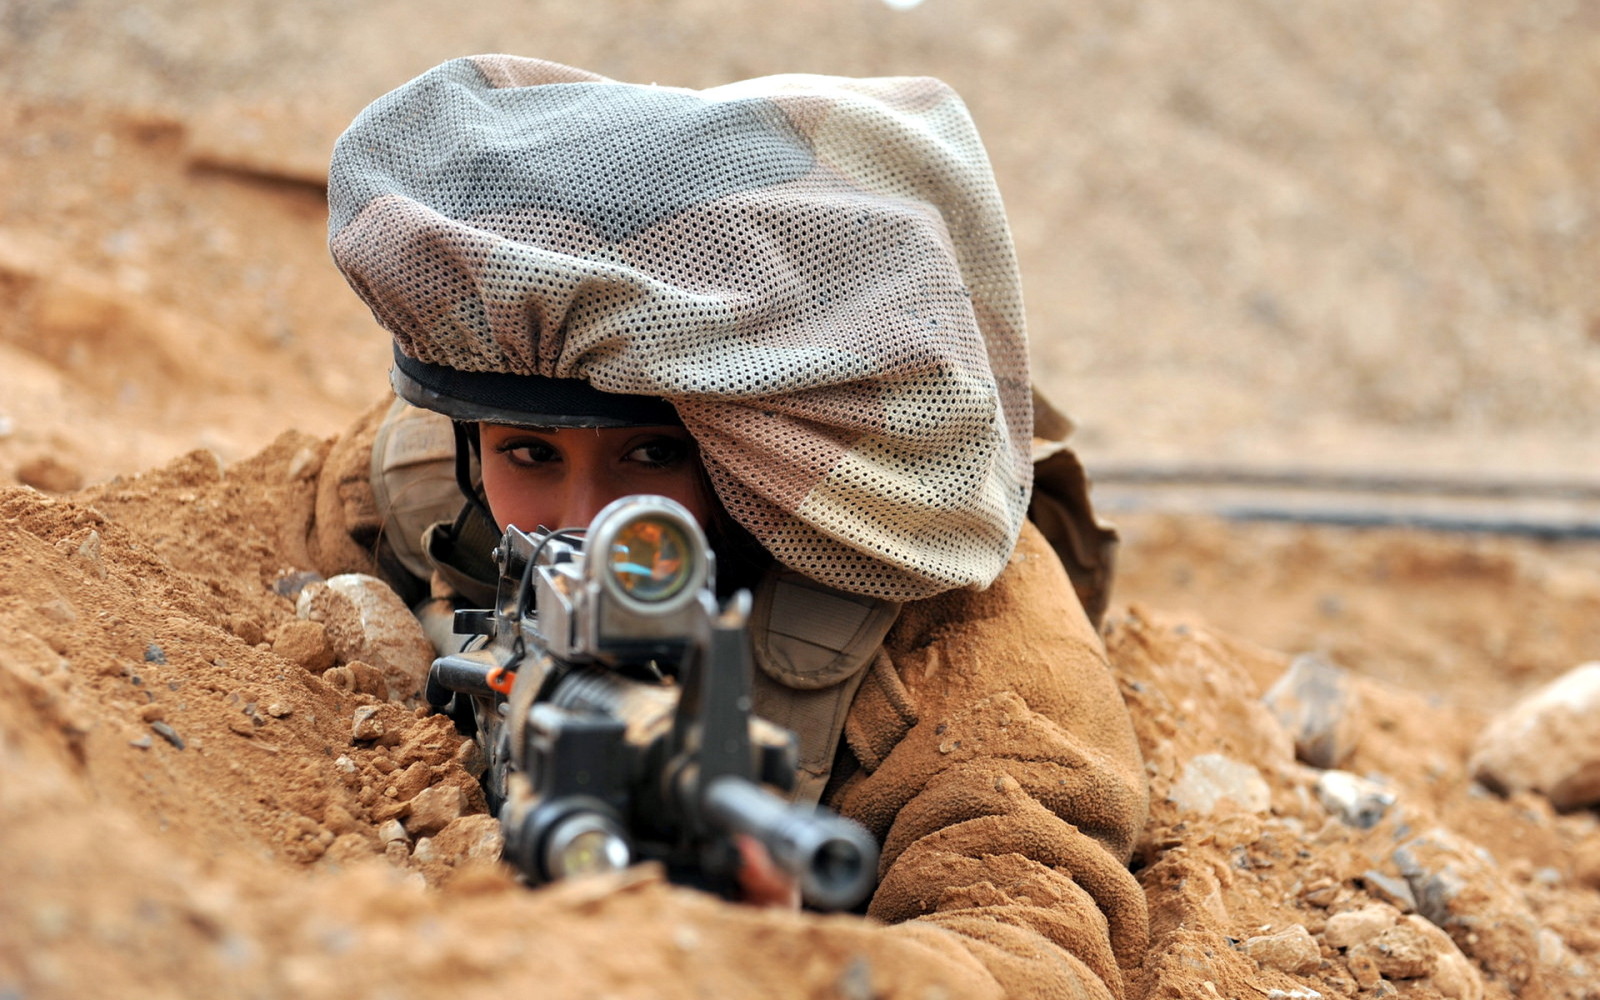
[{"xmin": 327, "ymin": 55, "xmax": 1032, "ymax": 601}]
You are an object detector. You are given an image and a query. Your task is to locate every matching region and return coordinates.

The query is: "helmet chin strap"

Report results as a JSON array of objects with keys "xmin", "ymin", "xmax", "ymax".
[{"xmin": 452, "ymin": 420, "xmax": 497, "ymax": 529}]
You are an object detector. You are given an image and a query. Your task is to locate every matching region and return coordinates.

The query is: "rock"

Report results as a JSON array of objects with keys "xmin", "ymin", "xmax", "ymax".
[
  {"xmin": 150, "ymin": 721, "xmax": 185, "ymax": 750},
  {"xmin": 1401, "ymin": 916, "xmax": 1483, "ymax": 1000},
  {"xmin": 61, "ymin": 531, "xmax": 107, "ymax": 576},
  {"xmin": 272, "ymin": 620, "xmax": 335, "ymax": 673},
  {"xmin": 1299, "ymin": 878, "xmax": 1340, "ymax": 908},
  {"xmin": 1325, "ymin": 903, "xmax": 1400, "ymax": 949},
  {"xmin": 406, "ymin": 784, "xmax": 467, "ymax": 837},
  {"xmin": 454, "ymin": 737, "xmax": 487, "ymax": 780},
  {"xmin": 1349, "ymin": 921, "xmax": 1435, "ymax": 980},
  {"xmin": 1345, "ymin": 950, "xmax": 1381, "ymax": 990},
  {"xmin": 426, "ymin": 815, "xmax": 504, "ymax": 866},
  {"xmin": 390, "ymin": 760, "xmax": 432, "ymax": 803},
  {"xmin": 1429, "ymin": 949, "xmax": 1485, "ymax": 1000},
  {"xmin": 1316, "ymin": 770, "xmax": 1396, "ymax": 829},
  {"xmin": 1262, "ymin": 652, "xmax": 1361, "ymax": 768},
  {"xmin": 1242, "ymin": 924, "xmax": 1320, "ymax": 975},
  {"xmin": 351, "ymin": 705, "xmax": 385, "ymax": 742},
  {"xmin": 287, "ymin": 446, "xmax": 323, "ymax": 482},
  {"xmin": 297, "ymin": 574, "xmax": 435, "ymax": 701},
  {"xmin": 322, "ymin": 660, "xmax": 387, "ymax": 698},
  {"xmin": 377, "ymin": 819, "xmax": 410, "ymax": 845},
  {"xmin": 1168, "ymin": 753, "xmax": 1272, "ymax": 816},
  {"xmin": 1359, "ymin": 870, "xmax": 1417, "ymax": 913},
  {"xmin": 1469, "ymin": 661, "xmax": 1600, "ymax": 810}
]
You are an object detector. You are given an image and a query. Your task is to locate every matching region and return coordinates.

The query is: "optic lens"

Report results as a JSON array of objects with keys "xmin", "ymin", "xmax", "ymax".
[
  {"xmin": 607, "ymin": 515, "xmax": 693, "ymax": 603},
  {"xmin": 544, "ymin": 812, "xmax": 633, "ymax": 879},
  {"xmin": 552, "ymin": 827, "xmax": 632, "ymax": 878}
]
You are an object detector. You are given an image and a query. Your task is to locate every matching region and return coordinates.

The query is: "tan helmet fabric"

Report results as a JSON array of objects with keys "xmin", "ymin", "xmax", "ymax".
[{"xmin": 328, "ymin": 55, "xmax": 1034, "ymax": 602}]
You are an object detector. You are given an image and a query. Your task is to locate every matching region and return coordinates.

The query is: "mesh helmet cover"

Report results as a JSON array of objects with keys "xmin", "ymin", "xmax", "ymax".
[{"xmin": 329, "ymin": 54, "xmax": 1034, "ymax": 601}]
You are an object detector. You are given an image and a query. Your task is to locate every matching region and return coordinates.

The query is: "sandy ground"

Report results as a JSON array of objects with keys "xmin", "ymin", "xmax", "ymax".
[{"xmin": 3, "ymin": 1, "xmax": 1599, "ymax": 997}]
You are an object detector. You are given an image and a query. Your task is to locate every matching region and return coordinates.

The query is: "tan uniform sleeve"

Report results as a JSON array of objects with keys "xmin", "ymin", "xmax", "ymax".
[
  {"xmin": 303, "ymin": 397, "xmax": 442, "ymax": 607},
  {"xmin": 829, "ymin": 521, "xmax": 1149, "ymax": 1000}
]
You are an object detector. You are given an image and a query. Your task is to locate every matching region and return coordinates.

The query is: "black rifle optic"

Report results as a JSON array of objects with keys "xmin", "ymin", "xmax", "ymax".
[{"xmin": 424, "ymin": 494, "xmax": 879, "ymax": 911}]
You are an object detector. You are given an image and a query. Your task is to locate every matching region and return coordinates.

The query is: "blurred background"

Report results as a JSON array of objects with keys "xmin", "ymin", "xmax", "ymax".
[{"xmin": 2, "ymin": 0, "xmax": 1597, "ymax": 491}]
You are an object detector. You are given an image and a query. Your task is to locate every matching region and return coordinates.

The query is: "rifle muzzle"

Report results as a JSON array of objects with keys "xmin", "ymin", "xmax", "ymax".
[{"xmin": 702, "ymin": 775, "xmax": 879, "ymax": 911}]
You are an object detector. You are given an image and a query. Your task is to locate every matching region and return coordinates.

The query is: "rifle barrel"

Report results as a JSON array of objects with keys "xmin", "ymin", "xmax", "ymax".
[{"xmin": 702, "ymin": 775, "xmax": 878, "ymax": 911}]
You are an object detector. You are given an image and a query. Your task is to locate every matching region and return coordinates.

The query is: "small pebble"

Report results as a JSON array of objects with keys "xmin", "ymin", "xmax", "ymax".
[
  {"xmin": 1264, "ymin": 652, "xmax": 1360, "ymax": 769},
  {"xmin": 1346, "ymin": 950, "xmax": 1382, "ymax": 989},
  {"xmin": 150, "ymin": 721, "xmax": 185, "ymax": 750},
  {"xmin": 351, "ymin": 705, "xmax": 385, "ymax": 742},
  {"xmin": 1361, "ymin": 869, "xmax": 1418, "ymax": 913},
  {"xmin": 1317, "ymin": 770, "xmax": 1397, "ymax": 829},
  {"xmin": 377, "ymin": 819, "xmax": 410, "ymax": 845},
  {"xmin": 144, "ymin": 644, "xmax": 167, "ymax": 664},
  {"xmin": 453, "ymin": 738, "xmax": 487, "ymax": 780},
  {"xmin": 1169, "ymin": 753, "xmax": 1272, "ymax": 816},
  {"xmin": 405, "ymin": 784, "xmax": 467, "ymax": 837},
  {"xmin": 287, "ymin": 447, "xmax": 322, "ymax": 482},
  {"xmin": 1243, "ymin": 924, "xmax": 1321, "ymax": 975}
]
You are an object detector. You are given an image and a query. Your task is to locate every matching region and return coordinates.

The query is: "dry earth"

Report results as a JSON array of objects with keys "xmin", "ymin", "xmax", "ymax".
[{"xmin": 3, "ymin": 1, "xmax": 1599, "ymax": 998}]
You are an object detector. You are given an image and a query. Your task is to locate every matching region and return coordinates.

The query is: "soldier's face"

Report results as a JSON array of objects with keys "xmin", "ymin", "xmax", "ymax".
[{"xmin": 478, "ymin": 423, "xmax": 713, "ymax": 533}]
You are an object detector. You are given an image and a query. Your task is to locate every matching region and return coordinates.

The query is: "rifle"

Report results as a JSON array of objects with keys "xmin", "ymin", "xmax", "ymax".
[{"xmin": 424, "ymin": 495, "xmax": 878, "ymax": 910}]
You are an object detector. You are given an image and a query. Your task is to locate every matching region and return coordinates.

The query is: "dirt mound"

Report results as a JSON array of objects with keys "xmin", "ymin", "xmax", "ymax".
[{"xmin": 5, "ymin": 442, "xmax": 1600, "ymax": 998}]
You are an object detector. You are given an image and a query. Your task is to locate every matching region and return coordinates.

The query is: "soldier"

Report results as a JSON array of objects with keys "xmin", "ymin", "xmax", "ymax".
[{"xmin": 324, "ymin": 55, "xmax": 1148, "ymax": 998}]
